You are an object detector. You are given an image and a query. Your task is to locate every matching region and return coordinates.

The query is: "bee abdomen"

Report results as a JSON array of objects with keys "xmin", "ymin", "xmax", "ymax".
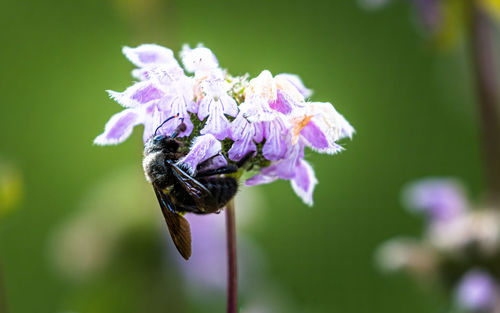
[{"xmin": 203, "ymin": 177, "xmax": 238, "ymax": 208}]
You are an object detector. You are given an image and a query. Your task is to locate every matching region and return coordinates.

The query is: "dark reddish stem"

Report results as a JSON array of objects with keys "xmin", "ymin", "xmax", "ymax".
[
  {"xmin": 470, "ymin": 4, "xmax": 500, "ymax": 205},
  {"xmin": 225, "ymin": 200, "xmax": 237, "ymax": 313}
]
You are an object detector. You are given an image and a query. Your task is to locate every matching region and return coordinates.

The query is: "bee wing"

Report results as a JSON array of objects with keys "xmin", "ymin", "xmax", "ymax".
[
  {"xmin": 153, "ymin": 186, "xmax": 192, "ymax": 260},
  {"xmin": 169, "ymin": 162, "xmax": 219, "ymax": 213}
]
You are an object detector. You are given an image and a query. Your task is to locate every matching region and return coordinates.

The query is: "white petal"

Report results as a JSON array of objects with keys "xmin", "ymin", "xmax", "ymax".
[
  {"xmin": 275, "ymin": 73, "xmax": 313, "ymax": 98},
  {"xmin": 309, "ymin": 102, "xmax": 355, "ymax": 142},
  {"xmin": 122, "ymin": 44, "xmax": 177, "ymax": 68},
  {"xmin": 245, "ymin": 70, "xmax": 277, "ymax": 102},
  {"xmin": 180, "ymin": 44, "xmax": 219, "ymax": 73},
  {"xmin": 220, "ymin": 95, "xmax": 238, "ymax": 117}
]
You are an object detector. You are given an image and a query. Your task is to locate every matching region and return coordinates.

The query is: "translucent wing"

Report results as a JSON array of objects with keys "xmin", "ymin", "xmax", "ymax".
[
  {"xmin": 168, "ymin": 161, "xmax": 219, "ymax": 213},
  {"xmin": 153, "ymin": 186, "xmax": 192, "ymax": 260}
]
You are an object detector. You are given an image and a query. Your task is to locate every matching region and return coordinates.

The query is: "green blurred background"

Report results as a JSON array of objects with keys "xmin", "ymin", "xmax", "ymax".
[{"xmin": 0, "ymin": 0, "xmax": 488, "ymax": 312}]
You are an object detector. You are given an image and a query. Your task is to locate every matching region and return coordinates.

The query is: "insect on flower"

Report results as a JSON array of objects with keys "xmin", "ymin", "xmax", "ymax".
[
  {"xmin": 94, "ymin": 43, "xmax": 354, "ymax": 259},
  {"xmin": 143, "ymin": 115, "xmax": 254, "ymax": 259}
]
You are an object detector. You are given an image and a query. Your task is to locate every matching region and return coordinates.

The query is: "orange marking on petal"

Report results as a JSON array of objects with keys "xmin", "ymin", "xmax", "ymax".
[{"xmin": 291, "ymin": 115, "xmax": 313, "ymax": 145}]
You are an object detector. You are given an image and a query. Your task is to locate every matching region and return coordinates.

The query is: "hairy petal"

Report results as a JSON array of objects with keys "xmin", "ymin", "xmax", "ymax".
[
  {"xmin": 264, "ymin": 141, "xmax": 303, "ymax": 180},
  {"xmin": 239, "ymin": 95, "xmax": 276, "ymax": 123},
  {"xmin": 220, "ymin": 95, "xmax": 238, "ymax": 117},
  {"xmin": 181, "ymin": 44, "xmax": 219, "ymax": 74},
  {"xmin": 94, "ymin": 109, "xmax": 141, "ymax": 145},
  {"xmin": 310, "ymin": 102, "xmax": 355, "ymax": 141},
  {"xmin": 229, "ymin": 114, "xmax": 250, "ymax": 141},
  {"xmin": 107, "ymin": 81, "xmax": 164, "ymax": 108},
  {"xmin": 196, "ymin": 154, "xmax": 227, "ymax": 173},
  {"xmin": 198, "ymin": 78, "xmax": 237, "ymax": 118},
  {"xmin": 301, "ymin": 120, "xmax": 330, "ymax": 150},
  {"xmin": 269, "ymin": 89, "xmax": 293, "ymax": 114},
  {"xmin": 198, "ymin": 98, "xmax": 212, "ymax": 121},
  {"xmin": 275, "ymin": 73, "xmax": 313, "ymax": 98},
  {"xmin": 177, "ymin": 134, "xmax": 222, "ymax": 175},
  {"xmin": 200, "ymin": 102, "xmax": 230, "ymax": 140},
  {"xmin": 262, "ymin": 118, "xmax": 290, "ymax": 161},
  {"xmin": 253, "ymin": 122, "xmax": 264, "ymax": 143},
  {"xmin": 122, "ymin": 44, "xmax": 177, "ymax": 68},
  {"xmin": 291, "ymin": 160, "xmax": 318, "ymax": 206},
  {"xmin": 245, "ymin": 70, "xmax": 277, "ymax": 101},
  {"xmin": 245, "ymin": 173, "xmax": 278, "ymax": 186},
  {"xmin": 228, "ymin": 135, "xmax": 257, "ymax": 161}
]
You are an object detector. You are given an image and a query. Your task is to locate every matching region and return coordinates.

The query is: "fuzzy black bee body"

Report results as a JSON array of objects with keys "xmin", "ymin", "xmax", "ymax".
[
  {"xmin": 169, "ymin": 176, "xmax": 239, "ymax": 214},
  {"xmin": 142, "ymin": 120, "xmax": 246, "ymax": 260}
]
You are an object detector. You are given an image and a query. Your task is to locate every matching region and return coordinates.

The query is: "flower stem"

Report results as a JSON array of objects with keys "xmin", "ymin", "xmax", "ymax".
[
  {"xmin": 470, "ymin": 4, "xmax": 500, "ymax": 205},
  {"xmin": 225, "ymin": 199, "xmax": 237, "ymax": 313}
]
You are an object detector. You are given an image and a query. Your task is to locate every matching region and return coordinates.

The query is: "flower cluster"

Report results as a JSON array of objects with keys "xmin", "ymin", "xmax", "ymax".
[
  {"xmin": 95, "ymin": 44, "xmax": 354, "ymax": 205},
  {"xmin": 377, "ymin": 178, "xmax": 500, "ymax": 312}
]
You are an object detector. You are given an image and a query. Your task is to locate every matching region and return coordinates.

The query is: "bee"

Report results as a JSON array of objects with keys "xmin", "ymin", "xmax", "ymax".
[{"xmin": 143, "ymin": 116, "xmax": 252, "ymax": 260}]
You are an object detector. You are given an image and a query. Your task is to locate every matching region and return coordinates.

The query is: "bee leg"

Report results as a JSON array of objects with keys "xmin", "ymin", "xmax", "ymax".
[
  {"xmin": 195, "ymin": 165, "xmax": 239, "ymax": 178},
  {"xmin": 236, "ymin": 151, "xmax": 255, "ymax": 168},
  {"xmin": 196, "ymin": 151, "xmax": 255, "ymax": 178}
]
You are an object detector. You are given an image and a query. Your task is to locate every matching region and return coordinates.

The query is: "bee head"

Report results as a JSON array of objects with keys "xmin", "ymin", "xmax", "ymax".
[{"xmin": 144, "ymin": 135, "xmax": 180, "ymax": 154}]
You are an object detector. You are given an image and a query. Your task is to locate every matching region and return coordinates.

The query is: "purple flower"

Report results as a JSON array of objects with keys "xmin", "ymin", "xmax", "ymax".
[
  {"xmin": 175, "ymin": 213, "xmax": 227, "ymax": 290},
  {"xmin": 228, "ymin": 112, "xmax": 263, "ymax": 161},
  {"xmin": 121, "ymin": 44, "xmax": 180, "ymax": 80},
  {"xmin": 95, "ymin": 44, "xmax": 196, "ymax": 145},
  {"xmin": 96, "ymin": 43, "xmax": 354, "ymax": 207},
  {"xmin": 456, "ymin": 269, "xmax": 498, "ymax": 312},
  {"xmin": 94, "ymin": 109, "xmax": 142, "ymax": 145},
  {"xmin": 246, "ymin": 140, "xmax": 317, "ymax": 206},
  {"xmin": 244, "ymin": 100, "xmax": 353, "ymax": 205},
  {"xmin": 403, "ymin": 178, "xmax": 468, "ymax": 223},
  {"xmin": 198, "ymin": 77, "xmax": 238, "ymax": 140}
]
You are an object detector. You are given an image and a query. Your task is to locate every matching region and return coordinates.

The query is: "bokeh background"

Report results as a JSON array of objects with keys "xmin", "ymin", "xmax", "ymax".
[{"xmin": 0, "ymin": 0, "xmax": 494, "ymax": 312}]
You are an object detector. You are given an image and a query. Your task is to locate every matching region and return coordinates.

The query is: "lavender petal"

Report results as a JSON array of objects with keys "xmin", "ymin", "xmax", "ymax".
[
  {"xmin": 275, "ymin": 73, "xmax": 313, "ymax": 98},
  {"xmin": 177, "ymin": 134, "xmax": 223, "ymax": 175},
  {"xmin": 94, "ymin": 109, "xmax": 141, "ymax": 145},
  {"xmin": 290, "ymin": 160, "xmax": 318, "ymax": 206},
  {"xmin": 122, "ymin": 44, "xmax": 177, "ymax": 68},
  {"xmin": 107, "ymin": 81, "xmax": 164, "ymax": 108}
]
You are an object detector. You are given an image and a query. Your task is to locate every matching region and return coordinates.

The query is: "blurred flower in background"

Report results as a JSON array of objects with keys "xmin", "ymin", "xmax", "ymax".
[
  {"xmin": 50, "ymin": 166, "xmax": 299, "ymax": 312},
  {"xmin": 0, "ymin": 159, "xmax": 23, "ymax": 219},
  {"xmin": 455, "ymin": 269, "xmax": 499, "ymax": 312},
  {"xmin": 377, "ymin": 178, "xmax": 500, "ymax": 312}
]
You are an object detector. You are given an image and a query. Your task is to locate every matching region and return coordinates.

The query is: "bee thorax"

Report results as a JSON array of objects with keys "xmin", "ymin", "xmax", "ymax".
[{"xmin": 143, "ymin": 152, "xmax": 169, "ymax": 185}]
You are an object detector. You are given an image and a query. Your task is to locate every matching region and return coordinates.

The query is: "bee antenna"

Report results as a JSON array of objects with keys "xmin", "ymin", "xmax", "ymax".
[{"xmin": 154, "ymin": 113, "xmax": 180, "ymax": 137}]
